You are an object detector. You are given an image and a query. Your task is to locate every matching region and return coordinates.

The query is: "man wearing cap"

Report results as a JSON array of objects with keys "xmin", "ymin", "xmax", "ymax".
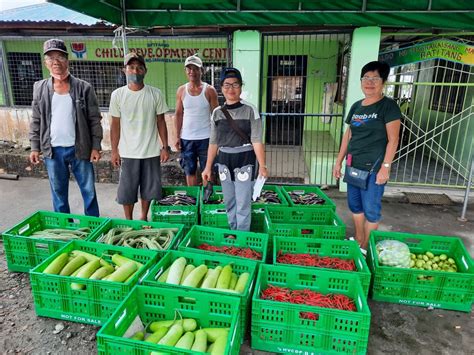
[
  {"xmin": 109, "ymin": 52, "xmax": 170, "ymax": 220},
  {"xmin": 29, "ymin": 38, "xmax": 102, "ymax": 216},
  {"xmin": 175, "ymin": 55, "xmax": 218, "ymax": 186}
]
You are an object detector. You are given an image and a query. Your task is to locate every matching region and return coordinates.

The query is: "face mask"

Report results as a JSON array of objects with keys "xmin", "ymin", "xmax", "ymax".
[
  {"xmin": 51, "ymin": 71, "xmax": 70, "ymax": 81},
  {"xmin": 126, "ymin": 73, "xmax": 145, "ymax": 85}
]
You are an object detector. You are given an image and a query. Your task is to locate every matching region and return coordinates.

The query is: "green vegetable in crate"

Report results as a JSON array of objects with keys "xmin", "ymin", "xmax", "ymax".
[
  {"xmin": 202, "ymin": 328, "xmax": 229, "ymax": 343},
  {"xmin": 216, "ymin": 264, "xmax": 232, "ymax": 289},
  {"xmin": 376, "ymin": 240, "xmax": 411, "ymax": 268},
  {"xmin": 59, "ymin": 255, "xmax": 87, "ymax": 276},
  {"xmin": 201, "ymin": 266, "xmax": 222, "ymax": 289},
  {"xmin": 149, "ymin": 319, "xmax": 197, "ymax": 333},
  {"xmin": 43, "ymin": 253, "xmax": 69, "ymax": 274},
  {"xmin": 101, "ymin": 227, "xmax": 178, "ymax": 250},
  {"xmin": 130, "ymin": 331, "xmax": 145, "ymax": 341},
  {"xmin": 175, "ymin": 331, "xmax": 195, "ymax": 350},
  {"xmin": 71, "ymin": 259, "xmax": 101, "ymax": 290},
  {"xmin": 29, "ymin": 227, "xmax": 91, "ymax": 241},
  {"xmin": 181, "ymin": 265, "xmax": 208, "ymax": 287},
  {"xmin": 179, "ymin": 264, "xmax": 196, "ymax": 284},
  {"xmin": 106, "ymin": 261, "xmax": 137, "ymax": 282},
  {"xmin": 191, "ymin": 329, "xmax": 208, "ymax": 352},
  {"xmin": 158, "ymin": 323, "xmax": 184, "ymax": 346},
  {"xmin": 211, "ymin": 334, "xmax": 228, "ymax": 355},
  {"xmin": 166, "ymin": 257, "xmax": 187, "ymax": 284},
  {"xmin": 145, "ymin": 326, "xmax": 168, "ymax": 343},
  {"xmin": 410, "ymin": 251, "xmax": 458, "ymax": 272}
]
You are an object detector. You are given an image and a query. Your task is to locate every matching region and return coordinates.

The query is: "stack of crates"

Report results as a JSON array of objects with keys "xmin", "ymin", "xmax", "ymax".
[
  {"xmin": 150, "ymin": 186, "xmax": 200, "ymax": 233},
  {"xmin": 143, "ymin": 250, "xmax": 259, "ymax": 337},
  {"xmin": 251, "ymin": 264, "xmax": 371, "ymax": 354}
]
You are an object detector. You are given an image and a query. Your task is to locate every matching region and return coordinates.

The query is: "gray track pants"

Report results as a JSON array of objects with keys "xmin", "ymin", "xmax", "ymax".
[{"xmin": 217, "ymin": 163, "xmax": 254, "ymax": 231}]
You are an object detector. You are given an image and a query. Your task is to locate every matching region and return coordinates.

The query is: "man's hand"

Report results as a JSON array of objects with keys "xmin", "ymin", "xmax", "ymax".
[
  {"xmin": 90, "ymin": 149, "xmax": 101, "ymax": 163},
  {"xmin": 111, "ymin": 150, "xmax": 121, "ymax": 168},
  {"xmin": 160, "ymin": 147, "xmax": 170, "ymax": 163},
  {"xmin": 201, "ymin": 168, "xmax": 212, "ymax": 184},
  {"xmin": 175, "ymin": 139, "xmax": 181, "ymax": 152},
  {"xmin": 376, "ymin": 166, "xmax": 390, "ymax": 185},
  {"xmin": 332, "ymin": 162, "xmax": 342, "ymax": 179},
  {"xmin": 29, "ymin": 151, "xmax": 41, "ymax": 164},
  {"xmin": 258, "ymin": 166, "xmax": 268, "ymax": 178}
]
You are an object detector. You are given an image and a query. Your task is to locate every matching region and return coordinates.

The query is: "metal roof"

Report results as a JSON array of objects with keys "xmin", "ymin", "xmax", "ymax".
[{"xmin": 0, "ymin": 3, "xmax": 104, "ymax": 26}]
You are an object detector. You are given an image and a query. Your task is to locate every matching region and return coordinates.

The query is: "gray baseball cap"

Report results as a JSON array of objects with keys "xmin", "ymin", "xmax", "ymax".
[
  {"xmin": 43, "ymin": 39, "xmax": 68, "ymax": 55},
  {"xmin": 124, "ymin": 52, "xmax": 146, "ymax": 68}
]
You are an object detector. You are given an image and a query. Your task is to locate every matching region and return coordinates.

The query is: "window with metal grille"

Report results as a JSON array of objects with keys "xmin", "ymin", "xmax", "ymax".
[
  {"xmin": 7, "ymin": 52, "xmax": 43, "ymax": 106},
  {"xmin": 69, "ymin": 60, "xmax": 125, "ymax": 108},
  {"xmin": 202, "ymin": 62, "xmax": 226, "ymax": 105},
  {"xmin": 430, "ymin": 59, "xmax": 469, "ymax": 114}
]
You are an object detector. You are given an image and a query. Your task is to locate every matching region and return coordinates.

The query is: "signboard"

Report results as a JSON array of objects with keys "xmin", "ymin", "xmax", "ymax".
[{"xmin": 379, "ymin": 39, "xmax": 474, "ymax": 67}]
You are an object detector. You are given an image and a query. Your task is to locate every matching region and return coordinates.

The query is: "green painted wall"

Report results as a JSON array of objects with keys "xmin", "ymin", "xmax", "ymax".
[
  {"xmin": 232, "ymin": 30, "xmax": 261, "ymax": 107},
  {"xmin": 1, "ymin": 37, "xmax": 228, "ymax": 109}
]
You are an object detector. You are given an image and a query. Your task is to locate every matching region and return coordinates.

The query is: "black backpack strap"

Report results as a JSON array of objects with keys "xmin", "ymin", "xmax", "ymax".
[{"xmin": 221, "ymin": 105, "xmax": 251, "ymax": 144}]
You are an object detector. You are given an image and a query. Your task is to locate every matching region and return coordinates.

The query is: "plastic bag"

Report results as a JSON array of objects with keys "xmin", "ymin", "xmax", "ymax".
[{"xmin": 375, "ymin": 240, "xmax": 411, "ymax": 268}]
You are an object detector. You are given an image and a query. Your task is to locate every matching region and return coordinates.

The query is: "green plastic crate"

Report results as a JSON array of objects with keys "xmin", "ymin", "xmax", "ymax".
[
  {"xmin": 200, "ymin": 185, "xmax": 289, "ymax": 232},
  {"xmin": 251, "ymin": 185, "xmax": 288, "ymax": 232},
  {"xmin": 264, "ymin": 206, "xmax": 346, "ymax": 252},
  {"xmin": 2, "ymin": 211, "xmax": 108, "ymax": 272},
  {"xmin": 97, "ymin": 285, "xmax": 241, "ymax": 355},
  {"xmin": 29, "ymin": 240, "xmax": 161, "ymax": 325},
  {"xmin": 151, "ymin": 186, "xmax": 200, "ymax": 233},
  {"xmin": 251, "ymin": 264, "xmax": 370, "ymax": 355},
  {"xmin": 282, "ymin": 185, "xmax": 336, "ymax": 210},
  {"xmin": 143, "ymin": 250, "xmax": 258, "ymax": 338},
  {"xmin": 89, "ymin": 218, "xmax": 185, "ymax": 251},
  {"xmin": 273, "ymin": 236, "xmax": 371, "ymax": 298},
  {"xmin": 367, "ymin": 231, "xmax": 474, "ymax": 312},
  {"xmin": 200, "ymin": 185, "xmax": 228, "ymax": 228},
  {"xmin": 178, "ymin": 225, "xmax": 269, "ymax": 262}
]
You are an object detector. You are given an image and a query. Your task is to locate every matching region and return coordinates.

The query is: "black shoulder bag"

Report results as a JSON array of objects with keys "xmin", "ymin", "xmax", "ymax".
[
  {"xmin": 220, "ymin": 105, "xmax": 251, "ymax": 144},
  {"xmin": 343, "ymin": 156, "xmax": 382, "ymax": 190}
]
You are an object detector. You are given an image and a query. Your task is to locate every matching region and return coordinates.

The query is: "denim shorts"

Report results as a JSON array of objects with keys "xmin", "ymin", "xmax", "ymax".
[
  {"xmin": 347, "ymin": 173, "xmax": 385, "ymax": 223},
  {"xmin": 180, "ymin": 138, "xmax": 209, "ymax": 175}
]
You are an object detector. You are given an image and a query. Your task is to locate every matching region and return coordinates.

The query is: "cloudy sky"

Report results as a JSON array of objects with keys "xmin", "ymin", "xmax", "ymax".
[{"xmin": 1, "ymin": 0, "xmax": 45, "ymax": 11}]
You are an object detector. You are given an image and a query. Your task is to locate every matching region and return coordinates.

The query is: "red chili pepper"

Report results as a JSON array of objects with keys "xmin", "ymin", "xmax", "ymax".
[
  {"xmin": 276, "ymin": 251, "xmax": 356, "ymax": 271},
  {"xmin": 197, "ymin": 243, "xmax": 262, "ymax": 260}
]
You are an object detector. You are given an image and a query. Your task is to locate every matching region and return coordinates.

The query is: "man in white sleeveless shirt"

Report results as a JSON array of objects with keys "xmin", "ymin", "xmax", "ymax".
[
  {"xmin": 175, "ymin": 55, "xmax": 218, "ymax": 186},
  {"xmin": 29, "ymin": 39, "xmax": 102, "ymax": 216}
]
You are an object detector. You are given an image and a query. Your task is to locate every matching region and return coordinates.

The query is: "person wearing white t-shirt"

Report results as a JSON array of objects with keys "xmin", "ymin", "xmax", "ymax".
[
  {"xmin": 109, "ymin": 53, "xmax": 170, "ymax": 221},
  {"xmin": 175, "ymin": 55, "xmax": 218, "ymax": 186},
  {"xmin": 29, "ymin": 39, "xmax": 102, "ymax": 217}
]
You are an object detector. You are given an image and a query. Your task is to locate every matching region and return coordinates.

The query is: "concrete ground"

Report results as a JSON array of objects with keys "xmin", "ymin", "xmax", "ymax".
[{"xmin": 0, "ymin": 177, "xmax": 473, "ymax": 354}]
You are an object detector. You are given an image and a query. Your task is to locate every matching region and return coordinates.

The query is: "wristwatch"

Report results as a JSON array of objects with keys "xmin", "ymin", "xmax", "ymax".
[{"xmin": 382, "ymin": 162, "xmax": 391, "ymax": 168}]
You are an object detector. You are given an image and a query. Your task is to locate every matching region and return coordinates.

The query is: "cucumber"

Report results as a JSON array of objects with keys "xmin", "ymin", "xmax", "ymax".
[
  {"xmin": 175, "ymin": 331, "xmax": 194, "ymax": 350},
  {"xmin": 60, "ymin": 255, "xmax": 87, "ymax": 276},
  {"xmin": 234, "ymin": 272, "xmax": 249, "ymax": 293},
  {"xmin": 211, "ymin": 334, "xmax": 228, "ymax": 355},
  {"xmin": 191, "ymin": 329, "xmax": 207, "ymax": 352},
  {"xmin": 44, "ymin": 253, "xmax": 69, "ymax": 274},
  {"xmin": 179, "ymin": 264, "xmax": 196, "ymax": 284},
  {"xmin": 182, "ymin": 264, "xmax": 208, "ymax": 288},
  {"xmin": 202, "ymin": 328, "xmax": 229, "ymax": 343},
  {"xmin": 166, "ymin": 257, "xmax": 187, "ymax": 285},
  {"xmin": 149, "ymin": 319, "xmax": 197, "ymax": 333},
  {"xmin": 158, "ymin": 324, "xmax": 184, "ymax": 346},
  {"xmin": 201, "ymin": 266, "xmax": 222, "ymax": 289},
  {"xmin": 229, "ymin": 273, "xmax": 238, "ymax": 290},
  {"xmin": 145, "ymin": 326, "xmax": 168, "ymax": 343},
  {"xmin": 106, "ymin": 261, "xmax": 137, "ymax": 282},
  {"xmin": 216, "ymin": 264, "xmax": 232, "ymax": 289}
]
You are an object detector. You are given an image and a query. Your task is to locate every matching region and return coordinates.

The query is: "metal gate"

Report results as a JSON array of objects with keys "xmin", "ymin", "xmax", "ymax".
[
  {"xmin": 260, "ymin": 32, "xmax": 351, "ymax": 185},
  {"xmin": 382, "ymin": 39, "xmax": 474, "ymax": 189}
]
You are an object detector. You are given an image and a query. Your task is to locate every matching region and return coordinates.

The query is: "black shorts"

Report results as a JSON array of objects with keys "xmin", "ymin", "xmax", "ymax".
[{"xmin": 117, "ymin": 156, "xmax": 162, "ymax": 204}]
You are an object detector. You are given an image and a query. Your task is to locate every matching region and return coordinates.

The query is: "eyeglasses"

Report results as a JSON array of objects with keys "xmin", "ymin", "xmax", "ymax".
[
  {"xmin": 45, "ymin": 56, "xmax": 68, "ymax": 63},
  {"xmin": 222, "ymin": 82, "xmax": 241, "ymax": 89},
  {"xmin": 361, "ymin": 76, "xmax": 382, "ymax": 83}
]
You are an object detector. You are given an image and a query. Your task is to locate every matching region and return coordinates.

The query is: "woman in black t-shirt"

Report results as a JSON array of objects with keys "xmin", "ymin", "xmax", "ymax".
[{"xmin": 333, "ymin": 61, "xmax": 401, "ymax": 255}]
